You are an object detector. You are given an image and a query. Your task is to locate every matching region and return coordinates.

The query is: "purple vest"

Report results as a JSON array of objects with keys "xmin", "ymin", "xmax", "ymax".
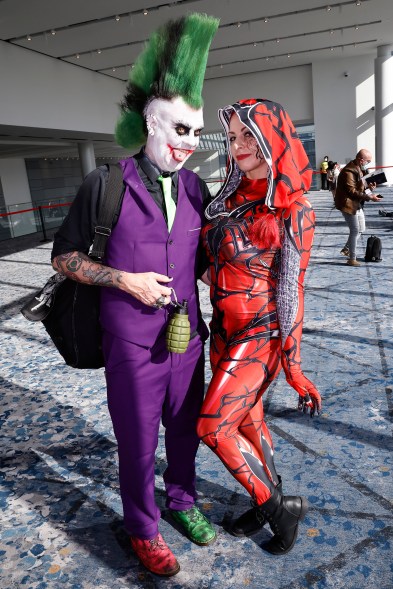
[{"xmin": 100, "ymin": 157, "xmax": 207, "ymax": 347}]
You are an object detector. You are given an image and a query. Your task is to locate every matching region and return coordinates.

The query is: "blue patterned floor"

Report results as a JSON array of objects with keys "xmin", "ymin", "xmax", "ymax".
[{"xmin": 0, "ymin": 190, "xmax": 392, "ymax": 589}]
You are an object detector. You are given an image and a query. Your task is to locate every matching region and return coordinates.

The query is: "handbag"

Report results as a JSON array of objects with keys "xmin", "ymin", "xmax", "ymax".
[{"xmin": 21, "ymin": 164, "xmax": 125, "ymax": 368}]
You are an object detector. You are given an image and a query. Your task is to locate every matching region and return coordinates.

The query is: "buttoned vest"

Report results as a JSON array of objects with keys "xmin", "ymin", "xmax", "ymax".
[{"xmin": 100, "ymin": 157, "xmax": 207, "ymax": 347}]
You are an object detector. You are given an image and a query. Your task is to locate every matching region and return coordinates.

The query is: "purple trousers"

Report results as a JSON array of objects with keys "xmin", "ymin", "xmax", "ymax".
[{"xmin": 102, "ymin": 330, "xmax": 205, "ymax": 539}]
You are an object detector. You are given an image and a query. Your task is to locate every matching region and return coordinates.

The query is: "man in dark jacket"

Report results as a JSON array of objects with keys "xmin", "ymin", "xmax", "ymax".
[
  {"xmin": 334, "ymin": 149, "xmax": 381, "ymax": 266},
  {"xmin": 51, "ymin": 13, "xmax": 219, "ymax": 578}
]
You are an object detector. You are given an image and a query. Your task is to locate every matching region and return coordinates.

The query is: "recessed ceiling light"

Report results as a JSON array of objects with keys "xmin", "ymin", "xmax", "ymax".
[
  {"xmin": 143, "ymin": 8, "xmax": 148, "ymax": 15},
  {"xmin": 356, "ymin": 1, "xmax": 361, "ymax": 5},
  {"xmin": 330, "ymin": 30, "xmax": 334, "ymax": 34},
  {"xmin": 27, "ymin": 35, "xmax": 32, "ymax": 41},
  {"xmin": 112, "ymin": 68, "xmax": 116, "ymax": 72},
  {"xmin": 355, "ymin": 25, "xmax": 359, "ymax": 30},
  {"xmin": 75, "ymin": 53, "xmax": 80, "ymax": 59},
  {"xmin": 276, "ymin": 38, "xmax": 280, "ymax": 43},
  {"xmin": 253, "ymin": 42, "xmax": 258, "ymax": 47},
  {"xmin": 287, "ymin": 54, "xmax": 291, "ymax": 58},
  {"xmin": 97, "ymin": 49, "xmax": 102, "ymax": 54},
  {"xmin": 51, "ymin": 29, "xmax": 56, "ymax": 35},
  {"xmin": 115, "ymin": 15, "xmax": 120, "ymax": 21}
]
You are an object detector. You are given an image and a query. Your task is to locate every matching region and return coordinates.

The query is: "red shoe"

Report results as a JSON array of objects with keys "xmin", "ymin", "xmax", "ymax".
[{"xmin": 130, "ymin": 533, "xmax": 180, "ymax": 577}]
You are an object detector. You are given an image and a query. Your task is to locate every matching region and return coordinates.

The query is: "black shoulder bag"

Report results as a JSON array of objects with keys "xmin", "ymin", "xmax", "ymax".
[{"xmin": 21, "ymin": 164, "xmax": 124, "ymax": 369}]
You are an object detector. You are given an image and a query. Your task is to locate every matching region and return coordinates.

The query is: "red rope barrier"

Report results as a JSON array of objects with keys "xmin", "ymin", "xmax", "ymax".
[
  {"xmin": 0, "ymin": 202, "xmax": 72, "ymax": 218},
  {"xmin": 206, "ymin": 165, "xmax": 393, "ymax": 182},
  {"xmin": 1, "ymin": 166, "xmax": 391, "ymax": 218}
]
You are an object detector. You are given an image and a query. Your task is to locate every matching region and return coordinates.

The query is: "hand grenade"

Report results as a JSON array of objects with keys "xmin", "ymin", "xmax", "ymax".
[{"xmin": 166, "ymin": 299, "xmax": 190, "ymax": 353}]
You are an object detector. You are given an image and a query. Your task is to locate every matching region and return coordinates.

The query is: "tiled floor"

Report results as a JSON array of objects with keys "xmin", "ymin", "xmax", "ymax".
[{"xmin": 0, "ymin": 190, "xmax": 392, "ymax": 589}]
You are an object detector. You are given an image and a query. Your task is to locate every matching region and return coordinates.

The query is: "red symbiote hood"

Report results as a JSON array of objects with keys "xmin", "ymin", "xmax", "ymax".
[{"xmin": 205, "ymin": 98, "xmax": 313, "ymax": 220}]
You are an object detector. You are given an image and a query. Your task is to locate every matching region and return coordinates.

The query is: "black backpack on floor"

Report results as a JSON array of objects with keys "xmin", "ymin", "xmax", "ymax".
[{"xmin": 365, "ymin": 235, "xmax": 382, "ymax": 262}]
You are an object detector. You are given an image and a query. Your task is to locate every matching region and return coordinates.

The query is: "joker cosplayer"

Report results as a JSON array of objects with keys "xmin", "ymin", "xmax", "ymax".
[{"xmin": 51, "ymin": 14, "xmax": 219, "ymax": 577}]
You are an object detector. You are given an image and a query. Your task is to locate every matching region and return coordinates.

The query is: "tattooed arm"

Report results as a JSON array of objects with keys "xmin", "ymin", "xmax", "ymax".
[
  {"xmin": 51, "ymin": 168, "xmax": 172, "ymax": 307},
  {"xmin": 277, "ymin": 196, "xmax": 321, "ymax": 416},
  {"xmin": 52, "ymin": 251, "xmax": 172, "ymax": 307}
]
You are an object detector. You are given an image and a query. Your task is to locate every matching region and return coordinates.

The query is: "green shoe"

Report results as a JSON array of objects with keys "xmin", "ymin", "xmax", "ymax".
[{"xmin": 170, "ymin": 506, "xmax": 216, "ymax": 546}]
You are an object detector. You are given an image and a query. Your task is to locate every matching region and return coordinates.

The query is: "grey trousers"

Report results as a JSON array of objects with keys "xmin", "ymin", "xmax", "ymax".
[{"xmin": 342, "ymin": 209, "xmax": 366, "ymax": 260}]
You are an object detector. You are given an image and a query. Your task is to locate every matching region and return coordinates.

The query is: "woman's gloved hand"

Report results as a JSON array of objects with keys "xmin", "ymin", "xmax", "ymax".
[
  {"xmin": 297, "ymin": 391, "xmax": 321, "ymax": 418},
  {"xmin": 282, "ymin": 362, "xmax": 322, "ymax": 417},
  {"xmin": 281, "ymin": 350, "xmax": 322, "ymax": 417}
]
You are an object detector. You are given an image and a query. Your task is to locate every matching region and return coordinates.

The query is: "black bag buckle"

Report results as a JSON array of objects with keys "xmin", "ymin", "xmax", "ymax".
[{"xmin": 95, "ymin": 226, "xmax": 111, "ymax": 237}]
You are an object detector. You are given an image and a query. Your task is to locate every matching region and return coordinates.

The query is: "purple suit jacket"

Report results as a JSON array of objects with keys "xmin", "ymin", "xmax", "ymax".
[{"xmin": 100, "ymin": 157, "xmax": 208, "ymax": 347}]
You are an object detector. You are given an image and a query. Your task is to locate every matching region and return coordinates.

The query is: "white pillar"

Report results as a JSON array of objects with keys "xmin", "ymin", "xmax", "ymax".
[
  {"xmin": 77, "ymin": 141, "xmax": 96, "ymax": 178},
  {"xmin": 374, "ymin": 45, "xmax": 393, "ymax": 183}
]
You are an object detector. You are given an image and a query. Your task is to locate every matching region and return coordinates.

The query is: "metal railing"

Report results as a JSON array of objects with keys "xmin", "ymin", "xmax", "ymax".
[
  {"xmin": 1, "ymin": 166, "xmax": 391, "ymax": 242},
  {"xmin": 0, "ymin": 197, "xmax": 73, "ymax": 241}
]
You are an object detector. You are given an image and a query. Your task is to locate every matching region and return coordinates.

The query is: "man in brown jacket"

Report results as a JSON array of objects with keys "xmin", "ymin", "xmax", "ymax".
[{"xmin": 334, "ymin": 149, "xmax": 382, "ymax": 266}]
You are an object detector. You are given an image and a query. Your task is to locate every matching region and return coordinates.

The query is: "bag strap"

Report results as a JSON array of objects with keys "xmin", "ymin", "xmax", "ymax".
[{"xmin": 89, "ymin": 163, "xmax": 124, "ymax": 261}]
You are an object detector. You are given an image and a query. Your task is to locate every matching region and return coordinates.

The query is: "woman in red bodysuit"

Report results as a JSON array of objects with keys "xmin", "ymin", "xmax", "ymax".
[{"xmin": 197, "ymin": 99, "xmax": 321, "ymax": 555}]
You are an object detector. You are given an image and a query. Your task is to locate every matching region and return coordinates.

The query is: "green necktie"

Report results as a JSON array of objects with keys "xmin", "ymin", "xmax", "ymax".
[{"xmin": 158, "ymin": 174, "xmax": 176, "ymax": 231}]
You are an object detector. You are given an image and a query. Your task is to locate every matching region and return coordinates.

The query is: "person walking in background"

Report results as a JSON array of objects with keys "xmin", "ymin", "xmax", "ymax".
[
  {"xmin": 334, "ymin": 149, "xmax": 382, "ymax": 266},
  {"xmin": 320, "ymin": 155, "xmax": 329, "ymax": 190},
  {"xmin": 51, "ymin": 13, "xmax": 218, "ymax": 577},
  {"xmin": 198, "ymin": 98, "xmax": 321, "ymax": 556},
  {"xmin": 329, "ymin": 162, "xmax": 341, "ymax": 200},
  {"xmin": 332, "ymin": 162, "xmax": 341, "ymax": 195},
  {"xmin": 326, "ymin": 160, "xmax": 335, "ymax": 191}
]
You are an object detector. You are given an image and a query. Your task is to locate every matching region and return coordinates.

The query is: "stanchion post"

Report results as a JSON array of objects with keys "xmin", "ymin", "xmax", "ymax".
[{"xmin": 38, "ymin": 206, "xmax": 51, "ymax": 243}]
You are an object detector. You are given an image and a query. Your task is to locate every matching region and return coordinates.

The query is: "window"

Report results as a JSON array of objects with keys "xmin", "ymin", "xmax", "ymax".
[{"xmin": 296, "ymin": 124, "xmax": 317, "ymax": 190}]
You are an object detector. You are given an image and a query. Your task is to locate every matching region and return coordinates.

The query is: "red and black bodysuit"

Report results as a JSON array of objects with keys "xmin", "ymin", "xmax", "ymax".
[{"xmin": 197, "ymin": 99, "xmax": 321, "ymax": 506}]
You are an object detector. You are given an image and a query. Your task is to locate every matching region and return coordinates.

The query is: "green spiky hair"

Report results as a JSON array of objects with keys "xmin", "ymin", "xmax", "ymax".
[{"xmin": 115, "ymin": 13, "xmax": 219, "ymax": 149}]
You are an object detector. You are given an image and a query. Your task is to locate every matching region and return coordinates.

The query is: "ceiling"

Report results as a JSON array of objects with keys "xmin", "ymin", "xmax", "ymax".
[{"xmin": 1, "ymin": 0, "xmax": 393, "ymax": 159}]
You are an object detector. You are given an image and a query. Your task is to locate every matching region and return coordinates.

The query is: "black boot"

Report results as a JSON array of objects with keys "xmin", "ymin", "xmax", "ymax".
[
  {"xmin": 259, "ymin": 487, "xmax": 308, "ymax": 555},
  {"xmin": 230, "ymin": 476, "xmax": 282, "ymax": 537}
]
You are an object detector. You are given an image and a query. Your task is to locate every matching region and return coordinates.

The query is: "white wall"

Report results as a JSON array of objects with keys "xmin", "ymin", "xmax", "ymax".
[
  {"xmin": 203, "ymin": 56, "xmax": 386, "ymax": 180},
  {"xmin": 1, "ymin": 42, "xmax": 387, "ymax": 187},
  {"xmin": 0, "ymin": 158, "xmax": 31, "ymax": 206},
  {"xmin": 0, "ymin": 158, "xmax": 35, "ymax": 236},
  {"xmin": 312, "ymin": 55, "xmax": 376, "ymax": 167},
  {"xmin": 0, "ymin": 41, "xmax": 125, "ymax": 136},
  {"xmin": 203, "ymin": 64, "xmax": 314, "ymax": 132}
]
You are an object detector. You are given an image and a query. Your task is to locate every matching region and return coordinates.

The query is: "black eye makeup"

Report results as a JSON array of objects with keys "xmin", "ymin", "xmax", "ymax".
[
  {"xmin": 228, "ymin": 129, "xmax": 256, "ymax": 144},
  {"xmin": 175, "ymin": 124, "xmax": 190, "ymax": 136},
  {"xmin": 173, "ymin": 122, "xmax": 203, "ymax": 137}
]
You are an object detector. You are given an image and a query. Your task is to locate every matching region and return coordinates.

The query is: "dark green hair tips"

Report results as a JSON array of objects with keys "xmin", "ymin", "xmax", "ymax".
[{"xmin": 115, "ymin": 13, "xmax": 219, "ymax": 149}]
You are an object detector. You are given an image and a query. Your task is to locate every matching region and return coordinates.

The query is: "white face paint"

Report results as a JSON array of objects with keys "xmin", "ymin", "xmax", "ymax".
[{"xmin": 144, "ymin": 96, "xmax": 204, "ymax": 172}]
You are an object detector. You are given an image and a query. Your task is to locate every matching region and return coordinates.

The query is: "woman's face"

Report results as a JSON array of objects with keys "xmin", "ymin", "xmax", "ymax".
[{"xmin": 228, "ymin": 113, "xmax": 268, "ymax": 179}]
